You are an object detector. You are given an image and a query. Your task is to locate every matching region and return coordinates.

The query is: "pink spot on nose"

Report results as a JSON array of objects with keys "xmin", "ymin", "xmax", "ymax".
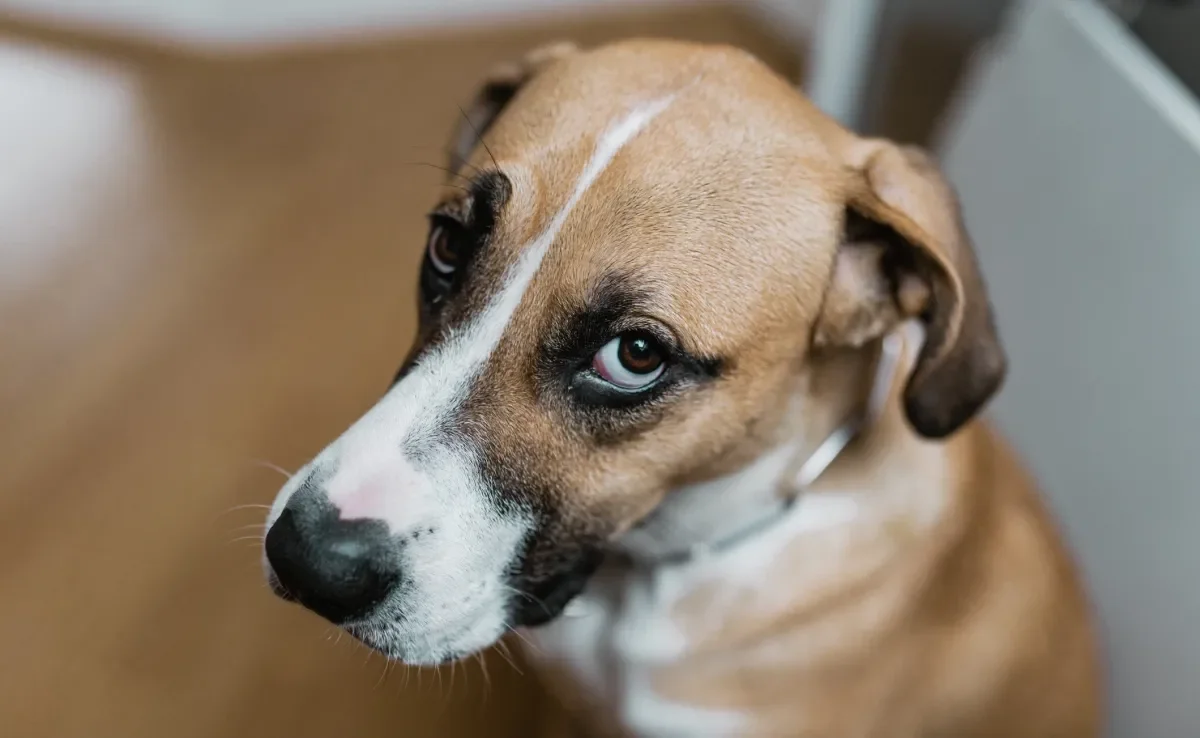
[
  {"xmin": 336, "ymin": 473, "xmax": 393, "ymax": 521},
  {"xmin": 324, "ymin": 455, "xmax": 427, "ymax": 534}
]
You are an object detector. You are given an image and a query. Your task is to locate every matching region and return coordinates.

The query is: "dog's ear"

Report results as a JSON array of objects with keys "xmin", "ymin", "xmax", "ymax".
[
  {"xmin": 448, "ymin": 41, "xmax": 578, "ymax": 171},
  {"xmin": 815, "ymin": 139, "xmax": 1006, "ymax": 439}
]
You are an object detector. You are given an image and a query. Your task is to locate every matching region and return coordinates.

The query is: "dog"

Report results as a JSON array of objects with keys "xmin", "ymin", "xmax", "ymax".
[{"xmin": 262, "ymin": 40, "xmax": 1102, "ymax": 737}]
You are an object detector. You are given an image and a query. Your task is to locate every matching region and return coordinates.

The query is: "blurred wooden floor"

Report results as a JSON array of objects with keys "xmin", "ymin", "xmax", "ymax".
[{"xmin": 0, "ymin": 6, "xmax": 800, "ymax": 738}]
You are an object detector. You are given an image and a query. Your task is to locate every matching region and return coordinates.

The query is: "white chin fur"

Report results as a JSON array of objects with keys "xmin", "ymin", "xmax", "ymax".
[{"xmin": 349, "ymin": 596, "xmax": 511, "ymax": 665}]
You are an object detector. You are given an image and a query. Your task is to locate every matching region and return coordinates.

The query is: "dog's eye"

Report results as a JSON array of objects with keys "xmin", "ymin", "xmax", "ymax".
[
  {"xmin": 426, "ymin": 222, "xmax": 463, "ymax": 277},
  {"xmin": 591, "ymin": 332, "xmax": 667, "ymax": 390}
]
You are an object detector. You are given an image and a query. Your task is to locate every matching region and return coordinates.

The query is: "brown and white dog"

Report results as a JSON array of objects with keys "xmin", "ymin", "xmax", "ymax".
[{"xmin": 262, "ymin": 40, "xmax": 1102, "ymax": 737}]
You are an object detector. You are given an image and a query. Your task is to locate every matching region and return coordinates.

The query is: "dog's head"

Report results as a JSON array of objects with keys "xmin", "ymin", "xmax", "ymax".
[{"xmin": 262, "ymin": 40, "xmax": 1004, "ymax": 664}]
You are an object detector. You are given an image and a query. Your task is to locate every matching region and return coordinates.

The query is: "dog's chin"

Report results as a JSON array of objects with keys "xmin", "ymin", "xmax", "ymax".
[
  {"xmin": 348, "ymin": 630, "xmax": 474, "ymax": 667},
  {"xmin": 345, "ymin": 609, "xmax": 510, "ymax": 667}
]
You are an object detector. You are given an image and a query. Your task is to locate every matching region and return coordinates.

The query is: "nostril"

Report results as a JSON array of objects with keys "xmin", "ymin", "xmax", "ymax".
[{"xmin": 264, "ymin": 506, "xmax": 400, "ymax": 624}]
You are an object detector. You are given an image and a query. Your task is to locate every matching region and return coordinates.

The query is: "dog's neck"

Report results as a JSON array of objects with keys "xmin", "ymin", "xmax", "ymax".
[{"xmin": 615, "ymin": 336, "xmax": 904, "ymax": 564}]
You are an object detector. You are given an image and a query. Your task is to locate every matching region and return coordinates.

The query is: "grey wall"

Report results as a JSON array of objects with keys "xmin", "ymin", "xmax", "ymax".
[{"xmin": 938, "ymin": 2, "xmax": 1200, "ymax": 735}]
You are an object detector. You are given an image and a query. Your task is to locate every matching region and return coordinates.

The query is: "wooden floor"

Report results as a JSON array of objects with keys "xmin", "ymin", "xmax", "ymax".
[{"xmin": 0, "ymin": 7, "xmax": 800, "ymax": 738}]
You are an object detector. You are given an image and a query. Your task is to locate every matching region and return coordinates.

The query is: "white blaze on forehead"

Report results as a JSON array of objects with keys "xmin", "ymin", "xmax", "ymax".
[
  {"xmin": 356, "ymin": 93, "xmax": 677, "ymax": 438},
  {"xmin": 276, "ymin": 93, "xmax": 680, "ymax": 529},
  {"xmin": 426, "ymin": 91, "xmax": 681, "ymax": 407}
]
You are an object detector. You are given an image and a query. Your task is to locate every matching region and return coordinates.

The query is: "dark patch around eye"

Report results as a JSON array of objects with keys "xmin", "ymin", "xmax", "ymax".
[
  {"xmin": 420, "ymin": 171, "xmax": 512, "ymax": 295},
  {"xmin": 418, "ymin": 173, "xmax": 511, "ymax": 305},
  {"xmin": 539, "ymin": 277, "xmax": 641, "ymax": 375},
  {"xmin": 536, "ymin": 272, "xmax": 725, "ymax": 444}
]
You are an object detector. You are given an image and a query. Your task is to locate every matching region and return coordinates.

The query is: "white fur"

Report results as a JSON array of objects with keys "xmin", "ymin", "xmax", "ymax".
[
  {"xmin": 526, "ymin": 452, "xmax": 869, "ymax": 738},
  {"xmin": 264, "ymin": 95, "xmax": 679, "ymax": 663},
  {"xmin": 527, "ymin": 566, "xmax": 748, "ymax": 738},
  {"xmin": 622, "ymin": 670, "xmax": 746, "ymax": 738},
  {"xmin": 616, "ymin": 435, "xmax": 805, "ymax": 561}
]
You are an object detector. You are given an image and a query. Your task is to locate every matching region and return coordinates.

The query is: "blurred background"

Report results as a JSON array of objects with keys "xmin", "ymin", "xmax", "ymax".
[{"xmin": 0, "ymin": 0, "xmax": 1195, "ymax": 736}]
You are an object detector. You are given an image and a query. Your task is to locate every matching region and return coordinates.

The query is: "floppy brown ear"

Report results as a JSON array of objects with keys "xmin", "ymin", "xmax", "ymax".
[
  {"xmin": 448, "ymin": 41, "xmax": 578, "ymax": 172},
  {"xmin": 817, "ymin": 139, "xmax": 1006, "ymax": 439}
]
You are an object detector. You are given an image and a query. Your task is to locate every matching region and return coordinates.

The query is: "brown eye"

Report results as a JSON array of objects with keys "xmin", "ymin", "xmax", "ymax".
[
  {"xmin": 592, "ymin": 332, "xmax": 666, "ymax": 389},
  {"xmin": 427, "ymin": 224, "xmax": 460, "ymax": 276}
]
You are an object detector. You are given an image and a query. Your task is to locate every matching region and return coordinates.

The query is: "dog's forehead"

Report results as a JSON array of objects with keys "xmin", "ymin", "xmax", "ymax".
[
  {"xmin": 482, "ymin": 40, "xmax": 847, "ymax": 166},
  {"xmin": 470, "ymin": 42, "xmax": 850, "ymax": 352}
]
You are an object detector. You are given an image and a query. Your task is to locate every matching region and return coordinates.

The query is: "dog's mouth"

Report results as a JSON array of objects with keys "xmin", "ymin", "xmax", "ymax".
[
  {"xmin": 506, "ymin": 544, "xmax": 606, "ymax": 627},
  {"xmin": 333, "ymin": 549, "xmax": 605, "ymax": 664}
]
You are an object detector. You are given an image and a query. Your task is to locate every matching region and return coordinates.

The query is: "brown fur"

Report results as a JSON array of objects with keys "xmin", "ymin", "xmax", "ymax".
[
  {"xmin": 654, "ymin": 349, "xmax": 1101, "ymax": 737},
  {"xmin": 428, "ymin": 39, "xmax": 1102, "ymax": 737}
]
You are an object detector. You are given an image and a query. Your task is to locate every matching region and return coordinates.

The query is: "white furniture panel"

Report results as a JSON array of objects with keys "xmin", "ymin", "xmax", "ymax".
[{"xmin": 939, "ymin": 2, "xmax": 1200, "ymax": 735}]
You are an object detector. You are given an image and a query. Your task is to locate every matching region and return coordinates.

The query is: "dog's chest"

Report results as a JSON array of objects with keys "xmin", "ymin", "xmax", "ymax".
[{"xmin": 523, "ymin": 565, "xmax": 747, "ymax": 738}]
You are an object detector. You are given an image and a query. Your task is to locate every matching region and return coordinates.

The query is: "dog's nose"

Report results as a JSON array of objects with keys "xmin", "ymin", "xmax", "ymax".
[{"xmin": 264, "ymin": 500, "xmax": 400, "ymax": 624}]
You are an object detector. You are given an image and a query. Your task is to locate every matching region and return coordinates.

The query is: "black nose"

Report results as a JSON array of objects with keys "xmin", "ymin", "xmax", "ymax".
[{"xmin": 264, "ymin": 501, "xmax": 400, "ymax": 624}]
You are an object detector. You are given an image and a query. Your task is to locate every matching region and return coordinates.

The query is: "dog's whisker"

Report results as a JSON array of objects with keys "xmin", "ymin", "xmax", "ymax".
[
  {"xmin": 505, "ymin": 626, "xmax": 535, "ymax": 652},
  {"xmin": 374, "ymin": 657, "xmax": 391, "ymax": 689},
  {"xmin": 250, "ymin": 459, "xmax": 294, "ymax": 479},
  {"xmin": 222, "ymin": 503, "xmax": 272, "ymax": 512},
  {"xmin": 476, "ymin": 651, "xmax": 492, "ymax": 697},
  {"xmin": 395, "ymin": 662, "xmax": 407, "ymax": 693},
  {"xmin": 500, "ymin": 584, "xmax": 552, "ymax": 616},
  {"xmin": 401, "ymin": 160, "xmax": 478, "ymax": 189},
  {"xmin": 214, "ymin": 503, "xmax": 272, "ymax": 524},
  {"xmin": 455, "ymin": 157, "xmax": 485, "ymax": 177},
  {"xmin": 227, "ymin": 522, "xmax": 268, "ymax": 534},
  {"xmin": 439, "ymin": 663, "xmax": 456, "ymax": 717},
  {"xmin": 494, "ymin": 635, "xmax": 525, "ymax": 672},
  {"xmin": 456, "ymin": 104, "xmax": 500, "ymax": 170}
]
